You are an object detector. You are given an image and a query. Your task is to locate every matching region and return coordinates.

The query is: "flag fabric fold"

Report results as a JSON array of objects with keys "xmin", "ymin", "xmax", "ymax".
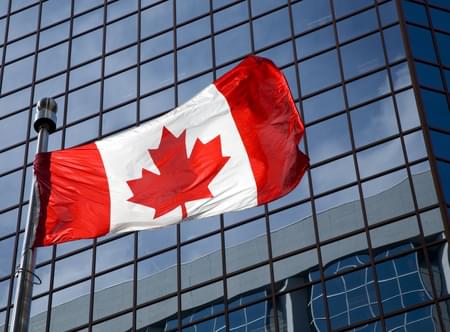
[{"xmin": 34, "ymin": 55, "xmax": 309, "ymax": 247}]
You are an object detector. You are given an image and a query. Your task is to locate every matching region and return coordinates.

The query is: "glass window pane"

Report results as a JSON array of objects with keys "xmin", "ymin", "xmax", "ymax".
[
  {"xmin": 178, "ymin": 72, "xmax": 212, "ymax": 104},
  {"xmin": 436, "ymin": 32, "xmax": 450, "ymax": 67},
  {"xmin": 251, "ymin": 0, "xmax": 281, "ymax": 16},
  {"xmin": 137, "ymin": 297, "xmax": 177, "ymax": 330},
  {"xmin": 102, "ymin": 102, "xmax": 136, "ymax": 135},
  {"xmin": 404, "ymin": 130, "xmax": 427, "ymax": 162},
  {"xmin": 346, "ymin": 69, "xmax": 390, "ymax": 107},
  {"xmin": 341, "ymin": 33, "xmax": 385, "ymax": 79},
  {"xmin": 407, "ymin": 25, "xmax": 436, "ymax": 62},
  {"xmin": 322, "ymin": 233, "xmax": 368, "ymax": 268},
  {"xmin": 421, "ymin": 89, "xmax": 450, "ymax": 130},
  {"xmin": 103, "ymin": 69, "xmax": 137, "ymax": 109},
  {"xmin": 214, "ymin": 2, "xmax": 247, "ymax": 31},
  {"xmin": 215, "ymin": 24, "xmax": 251, "ymax": 65},
  {"xmin": 303, "ymin": 86, "xmax": 345, "ymax": 123},
  {"xmin": 379, "ymin": 1, "xmax": 398, "ymax": 26},
  {"xmin": 312, "ymin": 155, "xmax": 356, "ymax": 193},
  {"xmin": 96, "ymin": 235, "xmax": 134, "ymax": 272},
  {"xmin": 258, "ymin": 41, "xmax": 293, "ymax": 67},
  {"xmin": 177, "ymin": 17, "xmax": 210, "ymax": 47},
  {"xmin": 140, "ymin": 87, "xmax": 174, "ymax": 120},
  {"xmin": 0, "ymin": 144, "xmax": 24, "ymax": 174},
  {"xmin": 0, "ymin": 88, "xmax": 31, "ymax": 117},
  {"xmin": 383, "ymin": 25, "xmax": 406, "ymax": 63},
  {"xmin": 429, "ymin": 0, "xmax": 450, "ymax": 9},
  {"xmin": 67, "ymin": 82, "xmax": 101, "ymax": 123},
  {"xmin": 396, "ymin": 89, "xmax": 420, "ymax": 131},
  {"xmin": 181, "ymin": 234, "xmax": 221, "ymax": 288},
  {"xmin": 292, "ymin": 0, "xmax": 331, "ymax": 33},
  {"xmin": 391, "ymin": 61, "xmax": 411, "ymax": 91},
  {"xmin": 270, "ymin": 202, "xmax": 314, "ymax": 257},
  {"xmin": 71, "ymin": 29, "xmax": 102, "ymax": 66},
  {"xmin": 0, "ymin": 111, "xmax": 28, "ymax": 151},
  {"xmin": 403, "ymin": 1, "xmax": 428, "ymax": 25},
  {"xmin": 181, "ymin": 216, "xmax": 220, "ymax": 242},
  {"xmin": 0, "ymin": 279, "xmax": 10, "ymax": 309},
  {"xmin": 225, "ymin": 219, "xmax": 267, "ymax": 273},
  {"xmin": 351, "ymin": 96, "xmax": 398, "ymax": 147},
  {"xmin": 50, "ymin": 281, "xmax": 90, "ymax": 330},
  {"xmin": 106, "ymin": 15, "xmax": 137, "ymax": 52},
  {"xmin": 299, "ymin": 50, "xmax": 340, "ymax": 95},
  {"xmin": 6, "ymin": 35, "xmax": 35, "ymax": 62},
  {"xmin": 431, "ymin": 8, "xmax": 450, "ymax": 33},
  {"xmin": 0, "ymin": 237, "xmax": 15, "ymax": 278},
  {"xmin": 69, "ymin": 60, "xmax": 101, "ymax": 89},
  {"xmin": 363, "ymin": 169, "xmax": 414, "ymax": 225},
  {"xmin": 337, "ymin": 8, "xmax": 377, "ymax": 43},
  {"xmin": 371, "ymin": 216, "xmax": 419, "ymax": 252},
  {"xmin": 227, "ymin": 266, "xmax": 270, "ymax": 304},
  {"xmin": 2, "ymin": 55, "xmax": 34, "ymax": 93},
  {"xmin": 94, "ymin": 266, "xmax": 133, "ymax": 320},
  {"xmin": 411, "ymin": 162, "xmax": 438, "ymax": 209},
  {"xmin": 306, "ymin": 114, "xmax": 352, "ymax": 163},
  {"xmin": 36, "ymin": 42, "xmax": 68, "ymax": 80},
  {"xmin": 316, "ymin": 186, "xmax": 364, "ymax": 240},
  {"xmin": 141, "ymin": 0, "xmax": 173, "ymax": 38},
  {"xmin": 140, "ymin": 54, "xmax": 174, "ymax": 93},
  {"xmin": 8, "ymin": 5, "xmax": 38, "ymax": 40},
  {"xmin": 54, "ymin": 250, "xmax": 92, "ymax": 287},
  {"xmin": 105, "ymin": 46, "xmax": 136, "ymax": 76},
  {"xmin": 65, "ymin": 117, "xmax": 100, "ymax": 147},
  {"xmin": 333, "ymin": 0, "xmax": 372, "ymax": 18},
  {"xmin": 92, "ymin": 313, "xmax": 132, "ymax": 332},
  {"xmin": 73, "ymin": 8, "xmax": 103, "ymax": 35},
  {"xmin": 107, "ymin": 0, "xmax": 137, "ymax": 21},
  {"xmin": 253, "ymin": 8, "xmax": 290, "ymax": 50},
  {"xmin": 137, "ymin": 249, "xmax": 176, "ymax": 304},
  {"xmin": 296, "ymin": 25, "xmax": 335, "ymax": 60},
  {"xmin": 177, "ymin": 39, "xmax": 212, "ymax": 80},
  {"xmin": 141, "ymin": 31, "xmax": 173, "ymax": 61},
  {"xmin": 357, "ymin": 138, "xmax": 404, "ymax": 178},
  {"xmin": 41, "ymin": 0, "xmax": 71, "ymax": 28},
  {"xmin": 176, "ymin": 0, "xmax": 208, "ymax": 24},
  {"xmin": 431, "ymin": 130, "xmax": 450, "ymax": 160},
  {"xmin": 415, "ymin": 62, "xmax": 443, "ymax": 90}
]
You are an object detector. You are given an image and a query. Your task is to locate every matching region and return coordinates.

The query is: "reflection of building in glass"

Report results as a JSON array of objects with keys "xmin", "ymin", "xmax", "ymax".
[
  {"xmin": 309, "ymin": 245, "xmax": 435, "ymax": 332},
  {"xmin": 1, "ymin": 0, "xmax": 450, "ymax": 331}
]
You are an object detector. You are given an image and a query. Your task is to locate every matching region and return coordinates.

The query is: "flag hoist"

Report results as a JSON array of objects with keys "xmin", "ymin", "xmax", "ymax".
[{"xmin": 11, "ymin": 98, "xmax": 57, "ymax": 332}]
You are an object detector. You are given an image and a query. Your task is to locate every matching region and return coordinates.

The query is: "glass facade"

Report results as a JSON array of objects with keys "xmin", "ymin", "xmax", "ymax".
[{"xmin": 0, "ymin": 0, "xmax": 449, "ymax": 331}]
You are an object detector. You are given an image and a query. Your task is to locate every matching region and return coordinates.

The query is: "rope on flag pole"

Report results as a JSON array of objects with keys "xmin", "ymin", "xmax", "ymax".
[{"xmin": 11, "ymin": 98, "xmax": 57, "ymax": 332}]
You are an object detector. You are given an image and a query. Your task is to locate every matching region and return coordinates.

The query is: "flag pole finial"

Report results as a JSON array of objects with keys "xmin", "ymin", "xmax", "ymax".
[
  {"xmin": 34, "ymin": 97, "xmax": 57, "ymax": 133},
  {"xmin": 11, "ymin": 98, "xmax": 57, "ymax": 332}
]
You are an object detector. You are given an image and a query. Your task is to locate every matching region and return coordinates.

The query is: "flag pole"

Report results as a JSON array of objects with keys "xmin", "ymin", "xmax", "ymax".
[{"xmin": 11, "ymin": 98, "xmax": 57, "ymax": 332}]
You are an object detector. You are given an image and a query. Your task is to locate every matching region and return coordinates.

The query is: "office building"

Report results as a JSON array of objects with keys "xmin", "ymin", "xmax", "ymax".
[{"xmin": 0, "ymin": 0, "xmax": 449, "ymax": 331}]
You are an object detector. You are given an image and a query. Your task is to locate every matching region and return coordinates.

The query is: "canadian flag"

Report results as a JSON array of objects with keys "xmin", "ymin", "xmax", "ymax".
[{"xmin": 34, "ymin": 56, "xmax": 309, "ymax": 247}]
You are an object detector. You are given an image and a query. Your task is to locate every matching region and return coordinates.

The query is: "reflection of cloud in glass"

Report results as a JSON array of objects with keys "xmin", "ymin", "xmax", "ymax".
[
  {"xmin": 351, "ymin": 97, "xmax": 398, "ymax": 148},
  {"xmin": 357, "ymin": 138, "xmax": 404, "ymax": 178}
]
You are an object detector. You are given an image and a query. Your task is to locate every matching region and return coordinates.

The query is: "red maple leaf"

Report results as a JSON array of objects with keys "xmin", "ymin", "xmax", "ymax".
[{"xmin": 127, "ymin": 127, "xmax": 230, "ymax": 219}]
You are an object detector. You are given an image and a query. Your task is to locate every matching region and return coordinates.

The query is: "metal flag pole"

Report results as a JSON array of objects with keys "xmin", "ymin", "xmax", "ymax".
[{"xmin": 11, "ymin": 98, "xmax": 57, "ymax": 332}]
